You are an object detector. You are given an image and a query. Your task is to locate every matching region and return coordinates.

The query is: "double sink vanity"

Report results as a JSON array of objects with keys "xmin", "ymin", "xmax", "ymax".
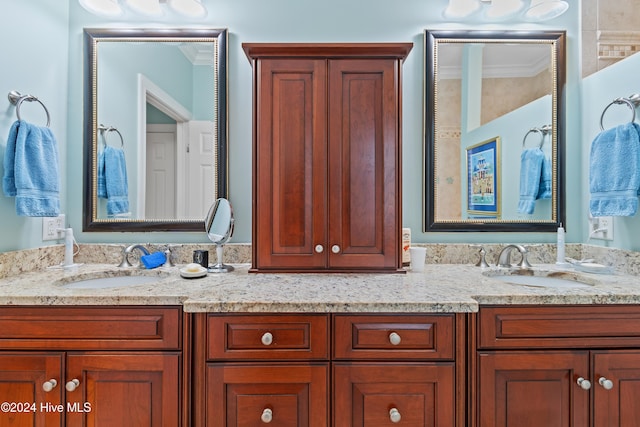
[{"xmin": 0, "ymin": 243, "xmax": 639, "ymax": 426}]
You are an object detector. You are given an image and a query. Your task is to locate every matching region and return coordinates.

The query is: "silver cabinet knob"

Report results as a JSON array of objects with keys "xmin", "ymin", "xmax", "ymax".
[
  {"xmin": 261, "ymin": 332, "xmax": 273, "ymax": 346},
  {"xmin": 65, "ymin": 379, "xmax": 80, "ymax": 392},
  {"xmin": 577, "ymin": 377, "xmax": 591, "ymax": 390},
  {"xmin": 389, "ymin": 408, "xmax": 402, "ymax": 423},
  {"xmin": 599, "ymin": 377, "xmax": 614, "ymax": 390},
  {"xmin": 389, "ymin": 332, "xmax": 402, "ymax": 346},
  {"xmin": 42, "ymin": 379, "xmax": 58, "ymax": 392},
  {"xmin": 315, "ymin": 245, "xmax": 324, "ymax": 253},
  {"xmin": 261, "ymin": 408, "xmax": 273, "ymax": 423},
  {"xmin": 331, "ymin": 245, "xmax": 341, "ymax": 254}
]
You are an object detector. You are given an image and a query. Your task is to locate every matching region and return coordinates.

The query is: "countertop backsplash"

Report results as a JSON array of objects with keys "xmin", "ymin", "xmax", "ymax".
[{"xmin": 0, "ymin": 242, "xmax": 638, "ymax": 280}]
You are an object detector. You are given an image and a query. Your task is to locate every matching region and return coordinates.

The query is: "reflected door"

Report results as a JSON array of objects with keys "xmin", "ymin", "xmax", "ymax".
[{"xmin": 146, "ymin": 124, "xmax": 177, "ymax": 219}]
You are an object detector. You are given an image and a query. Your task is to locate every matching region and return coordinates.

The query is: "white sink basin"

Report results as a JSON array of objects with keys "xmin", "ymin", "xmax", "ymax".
[
  {"xmin": 60, "ymin": 273, "xmax": 168, "ymax": 289},
  {"xmin": 483, "ymin": 270, "xmax": 596, "ymax": 289}
]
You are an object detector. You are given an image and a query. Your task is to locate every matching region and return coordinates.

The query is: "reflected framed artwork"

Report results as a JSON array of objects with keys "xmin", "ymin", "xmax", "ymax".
[{"xmin": 466, "ymin": 136, "xmax": 500, "ymax": 217}]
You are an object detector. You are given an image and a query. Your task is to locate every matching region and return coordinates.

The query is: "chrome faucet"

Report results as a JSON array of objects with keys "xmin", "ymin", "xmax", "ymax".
[
  {"xmin": 118, "ymin": 244, "xmax": 150, "ymax": 268},
  {"xmin": 496, "ymin": 244, "xmax": 532, "ymax": 269}
]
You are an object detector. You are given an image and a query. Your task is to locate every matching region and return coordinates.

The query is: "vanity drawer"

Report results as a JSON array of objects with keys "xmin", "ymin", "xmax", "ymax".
[
  {"xmin": 207, "ymin": 314, "xmax": 329, "ymax": 361},
  {"xmin": 0, "ymin": 306, "xmax": 181, "ymax": 350},
  {"xmin": 478, "ymin": 305, "xmax": 640, "ymax": 349},
  {"xmin": 333, "ymin": 314, "xmax": 455, "ymax": 360}
]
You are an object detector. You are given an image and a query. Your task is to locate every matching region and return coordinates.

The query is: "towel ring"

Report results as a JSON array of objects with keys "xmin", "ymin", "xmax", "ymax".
[
  {"xmin": 599, "ymin": 94, "xmax": 640, "ymax": 131},
  {"xmin": 522, "ymin": 128, "xmax": 544, "ymax": 149},
  {"xmin": 98, "ymin": 125, "xmax": 124, "ymax": 148},
  {"xmin": 7, "ymin": 90, "xmax": 51, "ymax": 127}
]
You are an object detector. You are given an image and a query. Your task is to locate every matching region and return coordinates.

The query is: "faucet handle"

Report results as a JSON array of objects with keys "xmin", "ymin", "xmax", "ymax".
[
  {"xmin": 161, "ymin": 246, "xmax": 175, "ymax": 267},
  {"xmin": 473, "ymin": 246, "xmax": 490, "ymax": 268}
]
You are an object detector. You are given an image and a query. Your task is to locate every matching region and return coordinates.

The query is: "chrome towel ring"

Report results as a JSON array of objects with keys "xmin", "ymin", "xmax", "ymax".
[
  {"xmin": 522, "ymin": 124, "xmax": 551, "ymax": 149},
  {"xmin": 98, "ymin": 124, "xmax": 124, "ymax": 148},
  {"xmin": 599, "ymin": 93, "xmax": 640, "ymax": 131},
  {"xmin": 7, "ymin": 90, "xmax": 51, "ymax": 127}
]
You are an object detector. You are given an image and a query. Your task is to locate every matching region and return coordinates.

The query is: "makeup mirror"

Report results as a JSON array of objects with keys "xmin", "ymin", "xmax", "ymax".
[
  {"xmin": 424, "ymin": 30, "xmax": 566, "ymax": 232},
  {"xmin": 205, "ymin": 197, "xmax": 234, "ymax": 273},
  {"xmin": 83, "ymin": 28, "xmax": 228, "ymax": 232}
]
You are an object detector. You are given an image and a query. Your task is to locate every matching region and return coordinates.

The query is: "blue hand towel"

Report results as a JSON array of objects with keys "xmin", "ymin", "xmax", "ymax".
[
  {"xmin": 2, "ymin": 120, "xmax": 60, "ymax": 216},
  {"xmin": 536, "ymin": 155, "xmax": 552, "ymax": 200},
  {"xmin": 141, "ymin": 251, "xmax": 166, "ymax": 269},
  {"xmin": 97, "ymin": 149, "xmax": 107, "ymax": 198},
  {"xmin": 589, "ymin": 122, "xmax": 640, "ymax": 216},
  {"xmin": 517, "ymin": 147, "xmax": 545, "ymax": 214},
  {"xmin": 102, "ymin": 145, "xmax": 130, "ymax": 216}
]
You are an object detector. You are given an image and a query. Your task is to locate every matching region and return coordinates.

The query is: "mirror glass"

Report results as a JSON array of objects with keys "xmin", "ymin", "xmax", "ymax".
[
  {"xmin": 83, "ymin": 28, "xmax": 228, "ymax": 232},
  {"xmin": 205, "ymin": 197, "xmax": 234, "ymax": 272},
  {"xmin": 424, "ymin": 30, "xmax": 566, "ymax": 232}
]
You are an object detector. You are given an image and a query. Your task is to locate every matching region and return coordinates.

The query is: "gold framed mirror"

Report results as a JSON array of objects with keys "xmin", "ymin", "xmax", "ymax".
[
  {"xmin": 83, "ymin": 28, "xmax": 228, "ymax": 232},
  {"xmin": 424, "ymin": 30, "xmax": 566, "ymax": 232}
]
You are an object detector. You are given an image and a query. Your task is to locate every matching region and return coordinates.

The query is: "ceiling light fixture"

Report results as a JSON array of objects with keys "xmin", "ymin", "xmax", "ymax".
[
  {"xmin": 524, "ymin": 0, "xmax": 569, "ymax": 21},
  {"xmin": 443, "ymin": 0, "xmax": 481, "ymax": 19},
  {"xmin": 125, "ymin": 0, "xmax": 163, "ymax": 16},
  {"xmin": 484, "ymin": 0, "xmax": 524, "ymax": 19},
  {"xmin": 168, "ymin": 0, "xmax": 207, "ymax": 17},
  {"xmin": 79, "ymin": 0, "xmax": 123, "ymax": 16}
]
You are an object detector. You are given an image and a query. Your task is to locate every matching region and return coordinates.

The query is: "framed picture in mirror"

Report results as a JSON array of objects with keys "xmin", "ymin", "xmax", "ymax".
[{"xmin": 466, "ymin": 136, "xmax": 500, "ymax": 217}]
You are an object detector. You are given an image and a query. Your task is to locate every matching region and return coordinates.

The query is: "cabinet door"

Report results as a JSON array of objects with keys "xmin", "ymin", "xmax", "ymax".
[
  {"xmin": 254, "ymin": 58, "xmax": 328, "ymax": 270},
  {"xmin": 593, "ymin": 351, "xmax": 640, "ymax": 427},
  {"xmin": 328, "ymin": 58, "xmax": 400, "ymax": 270},
  {"xmin": 333, "ymin": 363, "xmax": 455, "ymax": 427},
  {"xmin": 478, "ymin": 351, "xmax": 589, "ymax": 427},
  {"xmin": 207, "ymin": 363, "xmax": 328, "ymax": 427},
  {"xmin": 0, "ymin": 353, "xmax": 63, "ymax": 427},
  {"xmin": 65, "ymin": 352, "xmax": 180, "ymax": 427}
]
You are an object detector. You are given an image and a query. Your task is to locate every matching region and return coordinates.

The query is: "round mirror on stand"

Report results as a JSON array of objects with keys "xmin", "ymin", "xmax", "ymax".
[{"xmin": 205, "ymin": 198, "xmax": 235, "ymax": 273}]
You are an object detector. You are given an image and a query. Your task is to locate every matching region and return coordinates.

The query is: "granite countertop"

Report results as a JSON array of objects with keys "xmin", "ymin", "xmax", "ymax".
[{"xmin": 0, "ymin": 262, "xmax": 638, "ymax": 313}]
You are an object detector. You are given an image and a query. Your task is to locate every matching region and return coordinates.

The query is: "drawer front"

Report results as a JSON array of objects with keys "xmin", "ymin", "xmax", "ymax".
[
  {"xmin": 479, "ymin": 305, "xmax": 640, "ymax": 349},
  {"xmin": 333, "ymin": 314, "xmax": 455, "ymax": 360},
  {"xmin": 206, "ymin": 364, "xmax": 328, "ymax": 427},
  {"xmin": 333, "ymin": 363, "xmax": 455, "ymax": 427},
  {"xmin": 0, "ymin": 306, "xmax": 181, "ymax": 350},
  {"xmin": 207, "ymin": 314, "xmax": 329, "ymax": 360}
]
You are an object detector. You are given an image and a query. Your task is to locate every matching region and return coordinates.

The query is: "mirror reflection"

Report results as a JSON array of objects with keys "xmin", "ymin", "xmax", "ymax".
[
  {"xmin": 205, "ymin": 197, "xmax": 234, "ymax": 273},
  {"xmin": 83, "ymin": 28, "xmax": 228, "ymax": 232},
  {"xmin": 424, "ymin": 30, "xmax": 566, "ymax": 232}
]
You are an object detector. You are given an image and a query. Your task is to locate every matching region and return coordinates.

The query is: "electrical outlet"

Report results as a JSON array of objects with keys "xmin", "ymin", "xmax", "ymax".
[
  {"xmin": 589, "ymin": 215, "xmax": 614, "ymax": 241},
  {"xmin": 42, "ymin": 214, "xmax": 66, "ymax": 241}
]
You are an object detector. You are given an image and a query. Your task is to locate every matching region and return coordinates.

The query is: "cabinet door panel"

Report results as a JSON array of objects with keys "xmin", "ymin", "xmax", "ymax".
[
  {"xmin": 478, "ymin": 351, "xmax": 589, "ymax": 427},
  {"xmin": 255, "ymin": 58, "xmax": 327, "ymax": 270},
  {"xmin": 328, "ymin": 59, "xmax": 400, "ymax": 269},
  {"xmin": 207, "ymin": 364, "xmax": 328, "ymax": 427},
  {"xmin": 66, "ymin": 352, "xmax": 179, "ymax": 427},
  {"xmin": 593, "ymin": 351, "xmax": 640, "ymax": 427},
  {"xmin": 0, "ymin": 353, "xmax": 63, "ymax": 427},
  {"xmin": 333, "ymin": 363, "xmax": 454, "ymax": 427}
]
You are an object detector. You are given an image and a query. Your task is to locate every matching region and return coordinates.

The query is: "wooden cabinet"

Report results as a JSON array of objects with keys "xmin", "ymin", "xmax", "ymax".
[
  {"xmin": 333, "ymin": 314, "xmax": 458, "ymax": 427},
  {"xmin": 243, "ymin": 43, "xmax": 412, "ymax": 273},
  {"xmin": 195, "ymin": 313, "xmax": 461, "ymax": 427},
  {"xmin": 474, "ymin": 305, "xmax": 640, "ymax": 427},
  {"xmin": 201, "ymin": 314, "xmax": 330, "ymax": 427},
  {"xmin": 0, "ymin": 306, "xmax": 182, "ymax": 427}
]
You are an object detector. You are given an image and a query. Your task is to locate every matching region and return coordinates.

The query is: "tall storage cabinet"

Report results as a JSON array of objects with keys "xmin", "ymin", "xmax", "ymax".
[{"xmin": 243, "ymin": 43, "xmax": 412, "ymax": 272}]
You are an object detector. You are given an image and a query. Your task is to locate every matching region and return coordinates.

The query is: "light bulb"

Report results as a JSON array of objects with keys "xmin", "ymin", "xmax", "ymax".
[
  {"xmin": 79, "ymin": 0, "xmax": 123, "ymax": 16},
  {"xmin": 524, "ymin": 0, "xmax": 569, "ymax": 21},
  {"xmin": 168, "ymin": 0, "xmax": 207, "ymax": 17}
]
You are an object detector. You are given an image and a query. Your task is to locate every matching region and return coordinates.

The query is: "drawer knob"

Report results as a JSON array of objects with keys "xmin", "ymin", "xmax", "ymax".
[
  {"xmin": 315, "ymin": 244, "xmax": 324, "ymax": 253},
  {"xmin": 599, "ymin": 377, "xmax": 614, "ymax": 390},
  {"xmin": 42, "ymin": 379, "xmax": 58, "ymax": 392},
  {"xmin": 389, "ymin": 332, "xmax": 402, "ymax": 346},
  {"xmin": 261, "ymin": 332, "xmax": 274, "ymax": 346},
  {"xmin": 261, "ymin": 408, "xmax": 273, "ymax": 423},
  {"xmin": 331, "ymin": 245, "xmax": 341, "ymax": 254},
  {"xmin": 65, "ymin": 379, "xmax": 80, "ymax": 392},
  {"xmin": 577, "ymin": 377, "xmax": 591, "ymax": 390},
  {"xmin": 389, "ymin": 407, "xmax": 402, "ymax": 423}
]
